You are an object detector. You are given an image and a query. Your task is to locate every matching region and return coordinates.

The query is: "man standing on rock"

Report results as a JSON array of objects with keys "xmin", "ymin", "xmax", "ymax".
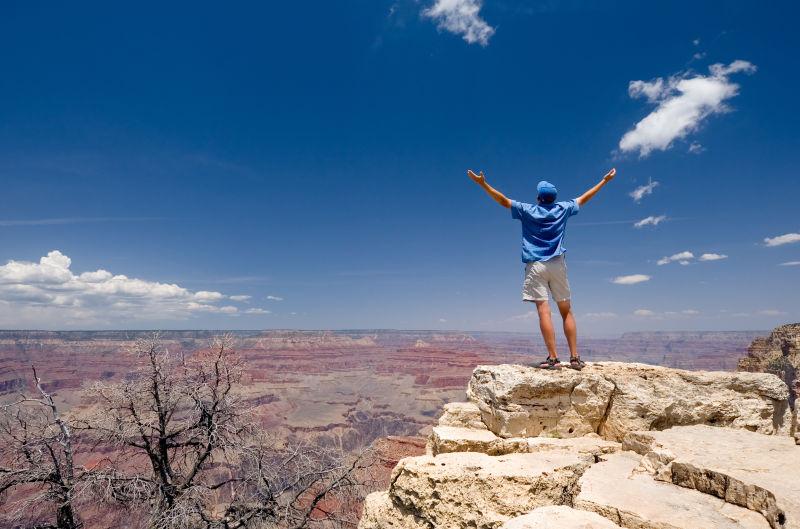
[{"xmin": 467, "ymin": 168, "xmax": 616, "ymax": 370}]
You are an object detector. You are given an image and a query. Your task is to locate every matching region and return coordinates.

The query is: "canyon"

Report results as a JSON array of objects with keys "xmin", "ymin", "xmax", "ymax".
[
  {"xmin": 0, "ymin": 329, "xmax": 763, "ymax": 450},
  {"xmin": 0, "ymin": 327, "xmax": 786, "ymax": 527}
]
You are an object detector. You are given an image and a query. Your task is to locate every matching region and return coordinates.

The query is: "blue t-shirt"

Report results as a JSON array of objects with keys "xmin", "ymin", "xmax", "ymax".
[{"xmin": 510, "ymin": 199, "xmax": 580, "ymax": 263}]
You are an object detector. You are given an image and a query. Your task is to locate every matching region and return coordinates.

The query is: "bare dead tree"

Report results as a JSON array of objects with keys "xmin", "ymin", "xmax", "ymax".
[
  {"xmin": 0, "ymin": 367, "xmax": 82, "ymax": 529},
  {"xmin": 80, "ymin": 333, "xmax": 372, "ymax": 529}
]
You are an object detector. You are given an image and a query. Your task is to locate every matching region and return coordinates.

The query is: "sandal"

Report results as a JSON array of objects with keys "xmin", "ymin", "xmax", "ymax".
[
  {"xmin": 568, "ymin": 356, "xmax": 586, "ymax": 370},
  {"xmin": 537, "ymin": 357, "xmax": 562, "ymax": 370}
]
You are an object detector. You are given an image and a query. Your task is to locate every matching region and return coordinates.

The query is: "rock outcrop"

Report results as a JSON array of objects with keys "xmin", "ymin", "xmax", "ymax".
[
  {"xmin": 429, "ymin": 425, "xmax": 619, "ymax": 456},
  {"xmin": 575, "ymin": 451, "xmax": 771, "ymax": 529},
  {"xmin": 385, "ymin": 450, "xmax": 591, "ymax": 528},
  {"xmin": 468, "ymin": 362, "xmax": 791, "ymax": 441},
  {"xmin": 360, "ymin": 362, "xmax": 799, "ymax": 529},
  {"xmin": 436, "ymin": 402, "xmax": 488, "ymax": 430},
  {"xmin": 623, "ymin": 425, "xmax": 800, "ymax": 529},
  {"xmin": 739, "ymin": 323, "xmax": 800, "ymax": 444}
]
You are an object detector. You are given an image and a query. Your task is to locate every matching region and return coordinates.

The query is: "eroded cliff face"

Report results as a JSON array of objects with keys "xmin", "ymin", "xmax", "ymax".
[
  {"xmin": 738, "ymin": 323, "xmax": 800, "ymax": 408},
  {"xmin": 360, "ymin": 362, "xmax": 799, "ymax": 529}
]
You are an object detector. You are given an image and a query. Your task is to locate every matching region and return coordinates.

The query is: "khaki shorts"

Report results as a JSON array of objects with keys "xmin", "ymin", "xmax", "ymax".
[{"xmin": 522, "ymin": 254, "xmax": 571, "ymax": 302}]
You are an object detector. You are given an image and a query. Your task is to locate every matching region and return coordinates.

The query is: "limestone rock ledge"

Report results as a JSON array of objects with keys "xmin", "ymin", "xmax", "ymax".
[
  {"xmin": 360, "ymin": 363, "xmax": 798, "ymax": 529},
  {"xmin": 429, "ymin": 425, "xmax": 619, "ymax": 457},
  {"xmin": 623, "ymin": 425, "xmax": 800, "ymax": 529},
  {"xmin": 468, "ymin": 362, "xmax": 792, "ymax": 441},
  {"xmin": 388, "ymin": 450, "xmax": 591, "ymax": 528},
  {"xmin": 575, "ymin": 451, "xmax": 771, "ymax": 529}
]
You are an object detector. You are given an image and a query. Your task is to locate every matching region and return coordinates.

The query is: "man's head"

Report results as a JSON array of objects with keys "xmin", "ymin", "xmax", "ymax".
[{"xmin": 537, "ymin": 181, "xmax": 557, "ymax": 204}]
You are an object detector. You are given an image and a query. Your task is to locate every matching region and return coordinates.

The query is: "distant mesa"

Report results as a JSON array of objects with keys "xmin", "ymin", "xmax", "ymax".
[{"xmin": 254, "ymin": 330, "xmax": 378, "ymax": 350}]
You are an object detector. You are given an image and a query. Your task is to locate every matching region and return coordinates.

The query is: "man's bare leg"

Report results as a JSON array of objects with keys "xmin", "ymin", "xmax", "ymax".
[
  {"xmin": 535, "ymin": 300, "xmax": 558, "ymax": 359},
  {"xmin": 557, "ymin": 300, "xmax": 578, "ymax": 359}
]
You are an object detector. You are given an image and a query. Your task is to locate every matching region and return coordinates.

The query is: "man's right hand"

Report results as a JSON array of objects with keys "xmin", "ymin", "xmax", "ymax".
[
  {"xmin": 468, "ymin": 169, "xmax": 485, "ymax": 184},
  {"xmin": 603, "ymin": 168, "xmax": 616, "ymax": 182}
]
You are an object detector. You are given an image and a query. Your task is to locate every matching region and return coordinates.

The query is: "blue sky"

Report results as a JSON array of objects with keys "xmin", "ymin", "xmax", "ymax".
[{"xmin": 0, "ymin": 0, "xmax": 798, "ymax": 334}]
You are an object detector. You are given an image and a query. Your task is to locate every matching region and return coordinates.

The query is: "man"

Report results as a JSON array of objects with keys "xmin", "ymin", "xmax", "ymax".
[{"xmin": 467, "ymin": 167, "xmax": 616, "ymax": 370}]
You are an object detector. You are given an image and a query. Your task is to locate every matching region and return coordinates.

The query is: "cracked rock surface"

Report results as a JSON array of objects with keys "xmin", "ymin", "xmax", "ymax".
[
  {"xmin": 359, "ymin": 363, "xmax": 798, "ymax": 529},
  {"xmin": 575, "ymin": 451, "xmax": 771, "ymax": 529},
  {"xmin": 360, "ymin": 491, "xmax": 431, "ymax": 529},
  {"xmin": 429, "ymin": 425, "xmax": 619, "ymax": 456},
  {"xmin": 388, "ymin": 450, "xmax": 591, "ymax": 528},
  {"xmin": 467, "ymin": 362, "xmax": 792, "ymax": 441},
  {"xmin": 623, "ymin": 425, "xmax": 800, "ymax": 529}
]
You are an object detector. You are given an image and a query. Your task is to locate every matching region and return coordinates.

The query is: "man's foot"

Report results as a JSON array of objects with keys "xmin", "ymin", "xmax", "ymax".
[
  {"xmin": 568, "ymin": 356, "xmax": 586, "ymax": 370},
  {"xmin": 537, "ymin": 357, "xmax": 562, "ymax": 370}
]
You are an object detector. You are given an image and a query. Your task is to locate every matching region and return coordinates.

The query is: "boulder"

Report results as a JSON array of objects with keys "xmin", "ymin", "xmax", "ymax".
[
  {"xmin": 429, "ymin": 425, "xmax": 619, "ymax": 456},
  {"xmin": 500, "ymin": 506, "xmax": 623, "ymax": 529},
  {"xmin": 575, "ymin": 452, "xmax": 772, "ymax": 529},
  {"xmin": 467, "ymin": 363, "xmax": 792, "ymax": 441},
  {"xmin": 623, "ymin": 425, "xmax": 800, "ymax": 529},
  {"xmin": 389, "ymin": 450, "xmax": 592, "ymax": 528},
  {"xmin": 437, "ymin": 401, "xmax": 487, "ymax": 430}
]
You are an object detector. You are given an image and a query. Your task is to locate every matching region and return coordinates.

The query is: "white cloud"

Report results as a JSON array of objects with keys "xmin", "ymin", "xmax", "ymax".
[
  {"xmin": 194, "ymin": 290, "xmax": 224, "ymax": 302},
  {"xmin": 633, "ymin": 308, "xmax": 700, "ymax": 318},
  {"xmin": 585, "ymin": 312, "xmax": 618, "ymax": 319},
  {"xmin": 634, "ymin": 215, "xmax": 667, "ymax": 228},
  {"xmin": 509, "ymin": 311, "xmax": 537, "ymax": 321},
  {"xmin": 438, "ymin": 318, "xmax": 447, "ymax": 323},
  {"xmin": 245, "ymin": 308, "xmax": 271, "ymax": 315},
  {"xmin": 688, "ymin": 142, "xmax": 704, "ymax": 154},
  {"xmin": 779, "ymin": 261, "xmax": 800, "ymax": 267},
  {"xmin": 422, "ymin": 0, "xmax": 495, "ymax": 46},
  {"xmin": 764, "ymin": 233, "xmax": 800, "ymax": 247},
  {"xmin": 698, "ymin": 253, "xmax": 727, "ymax": 262},
  {"xmin": 619, "ymin": 60, "xmax": 756, "ymax": 157},
  {"xmin": 657, "ymin": 251, "xmax": 694, "ymax": 265},
  {"xmin": 184, "ymin": 302, "xmax": 237, "ymax": 314},
  {"xmin": 266, "ymin": 295, "xmax": 284, "ymax": 301},
  {"xmin": 612, "ymin": 274, "xmax": 651, "ymax": 285},
  {"xmin": 629, "ymin": 179, "xmax": 659, "ymax": 202},
  {"xmin": 0, "ymin": 250, "xmax": 241, "ymax": 327},
  {"xmin": 758, "ymin": 309, "xmax": 786, "ymax": 316},
  {"xmin": 229, "ymin": 294, "xmax": 251, "ymax": 302}
]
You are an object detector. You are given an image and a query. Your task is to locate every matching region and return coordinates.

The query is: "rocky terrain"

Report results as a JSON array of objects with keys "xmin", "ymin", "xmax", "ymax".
[
  {"xmin": 739, "ymin": 323, "xmax": 800, "ymax": 407},
  {"xmin": 360, "ymin": 361, "xmax": 799, "ymax": 529}
]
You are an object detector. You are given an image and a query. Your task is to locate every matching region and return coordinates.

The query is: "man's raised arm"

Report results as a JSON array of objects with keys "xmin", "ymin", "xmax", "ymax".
[
  {"xmin": 467, "ymin": 169, "xmax": 512, "ymax": 209},
  {"xmin": 576, "ymin": 168, "xmax": 616, "ymax": 207}
]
